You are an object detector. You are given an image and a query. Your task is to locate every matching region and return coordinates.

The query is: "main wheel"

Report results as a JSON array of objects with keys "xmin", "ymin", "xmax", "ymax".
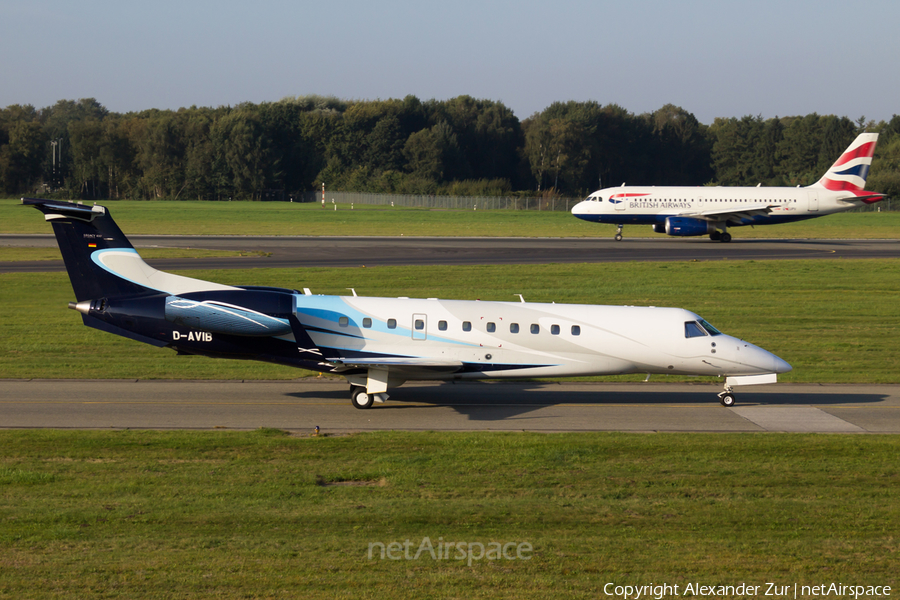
[
  {"xmin": 719, "ymin": 392, "xmax": 736, "ymax": 407},
  {"xmin": 709, "ymin": 231, "xmax": 721, "ymax": 241},
  {"xmin": 350, "ymin": 386, "xmax": 374, "ymax": 409},
  {"xmin": 720, "ymin": 232, "xmax": 732, "ymax": 243}
]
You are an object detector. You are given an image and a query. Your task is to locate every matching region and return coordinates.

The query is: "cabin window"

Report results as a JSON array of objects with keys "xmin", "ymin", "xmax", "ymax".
[
  {"xmin": 684, "ymin": 321, "xmax": 706, "ymax": 338},
  {"xmin": 339, "ymin": 316, "xmax": 349, "ymax": 327},
  {"xmin": 387, "ymin": 318, "xmax": 397, "ymax": 329},
  {"xmin": 415, "ymin": 319, "xmax": 425, "ymax": 331},
  {"xmin": 438, "ymin": 320, "xmax": 447, "ymax": 331},
  {"xmin": 363, "ymin": 318, "xmax": 372, "ymax": 328},
  {"xmin": 510, "ymin": 323, "xmax": 519, "ymax": 333},
  {"xmin": 486, "ymin": 322, "xmax": 496, "ymax": 333},
  {"xmin": 551, "ymin": 324, "xmax": 560, "ymax": 335},
  {"xmin": 531, "ymin": 324, "xmax": 540, "ymax": 334},
  {"xmin": 462, "ymin": 321, "xmax": 472, "ymax": 332},
  {"xmin": 571, "ymin": 325, "xmax": 581, "ymax": 336}
]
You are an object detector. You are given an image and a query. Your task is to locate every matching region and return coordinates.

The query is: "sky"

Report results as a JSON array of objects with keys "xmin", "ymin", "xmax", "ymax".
[{"xmin": 2, "ymin": 0, "xmax": 898, "ymax": 125}]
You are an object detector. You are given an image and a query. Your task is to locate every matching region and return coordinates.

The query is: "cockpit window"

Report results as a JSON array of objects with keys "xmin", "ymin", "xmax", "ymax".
[
  {"xmin": 698, "ymin": 319, "xmax": 722, "ymax": 336},
  {"xmin": 685, "ymin": 321, "xmax": 707, "ymax": 338}
]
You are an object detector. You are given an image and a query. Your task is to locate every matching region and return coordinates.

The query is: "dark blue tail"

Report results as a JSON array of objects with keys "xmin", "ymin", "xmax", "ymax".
[{"xmin": 23, "ymin": 198, "xmax": 155, "ymax": 302}]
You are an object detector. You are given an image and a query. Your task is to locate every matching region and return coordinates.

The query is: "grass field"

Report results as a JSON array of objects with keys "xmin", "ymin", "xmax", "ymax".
[
  {"xmin": 1, "ymin": 430, "xmax": 897, "ymax": 599},
  {"xmin": 3, "ymin": 198, "xmax": 899, "ymax": 238},
  {"xmin": 2, "ymin": 260, "xmax": 898, "ymax": 382}
]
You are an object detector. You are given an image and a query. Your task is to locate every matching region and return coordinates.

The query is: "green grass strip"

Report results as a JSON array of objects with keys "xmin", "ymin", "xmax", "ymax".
[{"xmin": 0, "ymin": 430, "xmax": 897, "ymax": 598}]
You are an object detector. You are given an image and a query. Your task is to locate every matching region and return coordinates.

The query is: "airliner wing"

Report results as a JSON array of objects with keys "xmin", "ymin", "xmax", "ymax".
[{"xmin": 681, "ymin": 204, "xmax": 779, "ymax": 224}]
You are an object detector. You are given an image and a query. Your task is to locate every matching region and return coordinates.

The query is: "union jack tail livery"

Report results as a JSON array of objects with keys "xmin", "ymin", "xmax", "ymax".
[{"xmin": 811, "ymin": 133, "xmax": 879, "ymax": 194}]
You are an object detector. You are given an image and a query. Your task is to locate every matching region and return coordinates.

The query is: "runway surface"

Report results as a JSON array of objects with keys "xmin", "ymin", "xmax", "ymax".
[
  {"xmin": 3, "ymin": 380, "xmax": 899, "ymax": 434},
  {"xmin": 3, "ymin": 235, "xmax": 899, "ymax": 272}
]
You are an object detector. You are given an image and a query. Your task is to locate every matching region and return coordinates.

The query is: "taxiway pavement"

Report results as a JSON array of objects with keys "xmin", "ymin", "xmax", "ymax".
[
  {"xmin": 3, "ymin": 235, "xmax": 899, "ymax": 272},
  {"xmin": 3, "ymin": 380, "xmax": 898, "ymax": 434}
]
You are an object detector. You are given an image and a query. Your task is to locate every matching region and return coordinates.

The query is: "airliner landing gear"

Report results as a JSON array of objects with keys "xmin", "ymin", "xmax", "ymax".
[
  {"xmin": 718, "ymin": 383, "xmax": 736, "ymax": 407},
  {"xmin": 614, "ymin": 224, "xmax": 624, "ymax": 241},
  {"xmin": 710, "ymin": 229, "xmax": 731, "ymax": 242}
]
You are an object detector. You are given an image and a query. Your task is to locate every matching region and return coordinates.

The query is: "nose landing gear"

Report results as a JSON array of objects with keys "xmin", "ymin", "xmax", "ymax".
[{"xmin": 718, "ymin": 382, "xmax": 736, "ymax": 407}]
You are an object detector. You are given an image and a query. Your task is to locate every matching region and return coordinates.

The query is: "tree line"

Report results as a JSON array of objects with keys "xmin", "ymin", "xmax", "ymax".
[{"xmin": 1, "ymin": 96, "xmax": 898, "ymax": 201}]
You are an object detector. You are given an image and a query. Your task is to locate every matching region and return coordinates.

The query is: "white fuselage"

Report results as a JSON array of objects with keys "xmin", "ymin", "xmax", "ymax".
[
  {"xmin": 294, "ymin": 294, "xmax": 790, "ymax": 381},
  {"xmin": 571, "ymin": 185, "xmax": 858, "ymax": 228},
  {"xmin": 83, "ymin": 247, "xmax": 789, "ymax": 382}
]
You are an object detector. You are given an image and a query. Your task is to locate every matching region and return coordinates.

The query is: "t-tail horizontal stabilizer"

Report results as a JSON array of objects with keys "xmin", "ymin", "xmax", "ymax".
[{"xmin": 22, "ymin": 198, "xmax": 152, "ymax": 301}]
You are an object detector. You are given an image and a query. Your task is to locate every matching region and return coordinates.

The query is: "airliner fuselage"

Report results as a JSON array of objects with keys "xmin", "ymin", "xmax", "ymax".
[{"xmin": 572, "ymin": 133, "xmax": 884, "ymax": 241}]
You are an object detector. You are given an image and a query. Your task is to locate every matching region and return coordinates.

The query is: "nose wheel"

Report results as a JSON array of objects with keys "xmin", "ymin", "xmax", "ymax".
[
  {"xmin": 614, "ymin": 224, "xmax": 624, "ymax": 241},
  {"xmin": 718, "ymin": 383, "xmax": 736, "ymax": 407}
]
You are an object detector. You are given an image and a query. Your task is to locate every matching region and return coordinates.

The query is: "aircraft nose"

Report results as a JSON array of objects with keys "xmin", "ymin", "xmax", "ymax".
[
  {"xmin": 749, "ymin": 345, "xmax": 792, "ymax": 374},
  {"xmin": 732, "ymin": 339, "xmax": 791, "ymax": 375},
  {"xmin": 571, "ymin": 201, "xmax": 588, "ymax": 215},
  {"xmin": 772, "ymin": 354, "xmax": 792, "ymax": 374}
]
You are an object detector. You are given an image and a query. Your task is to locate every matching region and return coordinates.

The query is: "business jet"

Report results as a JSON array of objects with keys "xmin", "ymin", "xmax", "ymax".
[
  {"xmin": 572, "ymin": 133, "xmax": 885, "ymax": 242},
  {"xmin": 24, "ymin": 198, "xmax": 790, "ymax": 407}
]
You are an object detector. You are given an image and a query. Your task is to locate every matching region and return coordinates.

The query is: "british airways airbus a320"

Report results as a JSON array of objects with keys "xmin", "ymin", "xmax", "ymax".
[
  {"xmin": 25, "ymin": 198, "xmax": 790, "ymax": 407},
  {"xmin": 572, "ymin": 133, "xmax": 884, "ymax": 242}
]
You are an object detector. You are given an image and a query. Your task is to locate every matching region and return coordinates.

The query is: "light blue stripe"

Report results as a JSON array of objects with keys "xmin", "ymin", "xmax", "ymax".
[
  {"xmin": 296, "ymin": 296, "xmax": 476, "ymax": 348},
  {"xmin": 90, "ymin": 248, "xmax": 165, "ymax": 292}
]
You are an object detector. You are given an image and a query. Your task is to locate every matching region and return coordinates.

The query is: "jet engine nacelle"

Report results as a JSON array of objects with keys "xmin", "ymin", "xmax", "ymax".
[
  {"xmin": 164, "ymin": 290, "xmax": 295, "ymax": 337},
  {"xmin": 664, "ymin": 217, "xmax": 714, "ymax": 237},
  {"xmin": 70, "ymin": 289, "xmax": 296, "ymax": 338}
]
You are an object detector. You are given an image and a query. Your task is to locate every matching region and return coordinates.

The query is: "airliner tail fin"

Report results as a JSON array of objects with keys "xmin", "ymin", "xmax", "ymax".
[{"xmin": 810, "ymin": 133, "xmax": 879, "ymax": 193}]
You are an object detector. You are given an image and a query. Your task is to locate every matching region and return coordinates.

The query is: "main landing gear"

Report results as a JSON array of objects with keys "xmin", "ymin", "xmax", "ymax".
[
  {"xmin": 718, "ymin": 382, "xmax": 736, "ymax": 407},
  {"xmin": 709, "ymin": 230, "xmax": 732, "ymax": 243},
  {"xmin": 350, "ymin": 385, "xmax": 388, "ymax": 409}
]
